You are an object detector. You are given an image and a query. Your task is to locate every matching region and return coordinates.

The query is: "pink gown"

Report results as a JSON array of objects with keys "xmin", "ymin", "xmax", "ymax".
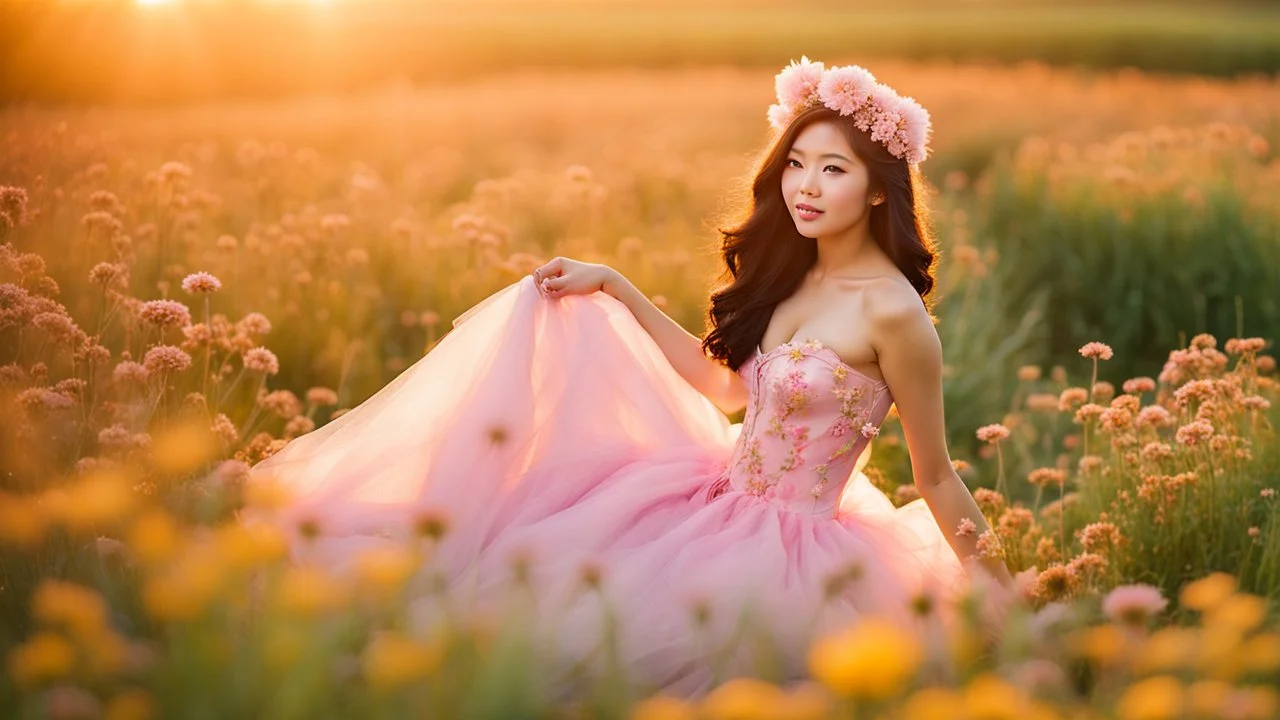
[{"xmin": 247, "ymin": 275, "xmax": 972, "ymax": 695}]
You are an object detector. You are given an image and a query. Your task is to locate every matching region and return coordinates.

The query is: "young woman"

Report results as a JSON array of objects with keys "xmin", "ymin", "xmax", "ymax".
[{"xmin": 249, "ymin": 58, "xmax": 1014, "ymax": 697}]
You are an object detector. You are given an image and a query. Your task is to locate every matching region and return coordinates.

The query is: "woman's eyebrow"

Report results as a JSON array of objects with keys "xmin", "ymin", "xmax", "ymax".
[{"xmin": 788, "ymin": 147, "xmax": 852, "ymax": 163}]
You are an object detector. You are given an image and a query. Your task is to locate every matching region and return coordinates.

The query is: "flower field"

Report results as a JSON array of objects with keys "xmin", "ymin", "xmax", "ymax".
[{"xmin": 1, "ymin": 60, "xmax": 1279, "ymax": 718}]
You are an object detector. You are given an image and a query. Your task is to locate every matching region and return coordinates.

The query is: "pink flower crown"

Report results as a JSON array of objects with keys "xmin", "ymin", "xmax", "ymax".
[{"xmin": 767, "ymin": 57, "xmax": 932, "ymax": 165}]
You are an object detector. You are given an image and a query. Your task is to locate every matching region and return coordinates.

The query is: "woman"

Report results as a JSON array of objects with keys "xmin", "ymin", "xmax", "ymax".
[{"xmin": 249, "ymin": 57, "xmax": 1014, "ymax": 697}]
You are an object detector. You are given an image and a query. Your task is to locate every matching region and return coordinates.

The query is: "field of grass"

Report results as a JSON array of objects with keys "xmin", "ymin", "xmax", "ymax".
[{"xmin": 1, "ymin": 58, "xmax": 1279, "ymax": 717}]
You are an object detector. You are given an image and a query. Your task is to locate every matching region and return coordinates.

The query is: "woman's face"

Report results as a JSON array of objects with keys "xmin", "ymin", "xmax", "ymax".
[{"xmin": 780, "ymin": 120, "xmax": 876, "ymax": 240}]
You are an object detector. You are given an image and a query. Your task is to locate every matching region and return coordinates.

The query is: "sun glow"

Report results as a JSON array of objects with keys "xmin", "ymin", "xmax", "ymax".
[{"xmin": 135, "ymin": 0, "xmax": 175, "ymax": 6}]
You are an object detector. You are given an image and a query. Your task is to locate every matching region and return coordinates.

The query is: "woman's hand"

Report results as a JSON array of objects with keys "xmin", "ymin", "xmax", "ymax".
[{"xmin": 532, "ymin": 257, "xmax": 619, "ymax": 299}]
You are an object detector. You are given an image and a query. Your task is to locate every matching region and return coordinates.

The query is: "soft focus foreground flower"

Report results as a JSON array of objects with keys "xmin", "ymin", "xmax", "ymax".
[
  {"xmin": 6, "ymin": 633, "xmax": 76, "ymax": 687},
  {"xmin": 362, "ymin": 632, "xmax": 444, "ymax": 690},
  {"xmin": 1103, "ymin": 584, "xmax": 1168, "ymax": 627},
  {"xmin": 630, "ymin": 695, "xmax": 697, "ymax": 720},
  {"xmin": 808, "ymin": 618, "xmax": 922, "ymax": 699},
  {"xmin": 1180, "ymin": 572, "xmax": 1238, "ymax": 612},
  {"xmin": 1116, "ymin": 675, "xmax": 1184, "ymax": 720}
]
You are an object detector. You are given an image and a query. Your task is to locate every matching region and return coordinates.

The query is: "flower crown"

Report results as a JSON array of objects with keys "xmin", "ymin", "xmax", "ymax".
[{"xmin": 767, "ymin": 57, "xmax": 932, "ymax": 165}]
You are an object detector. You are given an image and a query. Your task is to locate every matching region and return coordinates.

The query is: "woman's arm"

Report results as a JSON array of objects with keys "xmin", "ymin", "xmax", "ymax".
[
  {"xmin": 869, "ymin": 290, "xmax": 1015, "ymax": 587},
  {"xmin": 534, "ymin": 258, "xmax": 748, "ymax": 415}
]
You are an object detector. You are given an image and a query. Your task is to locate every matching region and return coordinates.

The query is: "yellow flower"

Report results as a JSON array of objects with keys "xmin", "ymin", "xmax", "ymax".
[
  {"xmin": 362, "ymin": 632, "xmax": 443, "ymax": 690},
  {"xmin": 963, "ymin": 673, "xmax": 1024, "ymax": 719},
  {"xmin": 629, "ymin": 695, "xmax": 698, "ymax": 720},
  {"xmin": 1204, "ymin": 592, "xmax": 1268, "ymax": 633},
  {"xmin": 127, "ymin": 509, "xmax": 182, "ymax": 566},
  {"xmin": 0, "ymin": 492, "xmax": 47, "ymax": 548},
  {"xmin": 104, "ymin": 688, "xmax": 154, "ymax": 720},
  {"xmin": 43, "ymin": 470, "xmax": 137, "ymax": 532},
  {"xmin": 1133, "ymin": 627, "xmax": 1198, "ymax": 673},
  {"xmin": 141, "ymin": 548, "xmax": 225, "ymax": 621},
  {"xmin": 31, "ymin": 579, "xmax": 107, "ymax": 639},
  {"xmin": 898, "ymin": 687, "xmax": 961, "ymax": 720},
  {"xmin": 1179, "ymin": 572, "xmax": 1237, "ymax": 612},
  {"xmin": 354, "ymin": 545, "xmax": 419, "ymax": 601},
  {"xmin": 216, "ymin": 521, "xmax": 287, "ymax": 572},
  {"xmin": 1066, "ymin": 625, "xmax": 1126, "ymax": 666},
  {"xmin": 1116, "ymin": 675, "xmax": 1183, "ymax": 720},
  {"xmin": 700, "ymin": 677, "xmax": 785, "ymax": 720},
  {"xmin": 242, "ymin": 476, "xmax": 294, "ymax": 510},
  {"xmin": 1240, "ymin": 632, "xmax": 1280, "ymax": 673},
  {"xmin": 1187, "ymin": 680, "xmax": 1231, "ymax": 718},
  {"xmin": 807, "ymin": 618, "xmax": 922, "ymax": 700},
  {"xmin": 275, "ymin": 565, "xmax": 346, "ymax": 616},
  {"xmin": 7, "ymin": 632, "xmax": 76, "ymax": 687},
  {"xmin": 149, "ymin": 420, "xmax": 219, "ymax": 477}
]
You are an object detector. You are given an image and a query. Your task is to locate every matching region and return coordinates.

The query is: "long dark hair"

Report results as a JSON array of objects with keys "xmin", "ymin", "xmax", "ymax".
[{"xmin": 702, "ymin": 105, "xmax": 940, "ymax": 371}]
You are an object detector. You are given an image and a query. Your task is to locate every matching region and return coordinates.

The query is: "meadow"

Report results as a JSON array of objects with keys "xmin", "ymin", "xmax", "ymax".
[{"xmin": 1, "ymin": 58, "xmax": 1279, "ymax": 717}]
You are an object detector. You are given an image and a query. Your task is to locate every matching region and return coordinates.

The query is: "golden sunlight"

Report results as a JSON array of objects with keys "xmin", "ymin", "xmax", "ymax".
[{"xmin": 135, "ymin": 0, "xmax": 174, "ymax": 6}]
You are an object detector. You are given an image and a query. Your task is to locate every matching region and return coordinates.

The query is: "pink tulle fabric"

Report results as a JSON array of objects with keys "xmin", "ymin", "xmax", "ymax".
[{"xmin": 246, "ymin": 275, "xmax": 973, "ymax": 696}]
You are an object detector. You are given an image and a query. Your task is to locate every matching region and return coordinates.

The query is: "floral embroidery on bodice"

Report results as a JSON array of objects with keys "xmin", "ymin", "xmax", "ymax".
[{"xmin": 706, "ymin": 339, "xmax": 894, "ymax": 517}]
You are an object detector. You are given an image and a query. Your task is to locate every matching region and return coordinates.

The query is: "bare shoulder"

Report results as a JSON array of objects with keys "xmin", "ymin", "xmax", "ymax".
[{"xmin": 863, "ymin": 278, "xmax": 934, "ymax": 338}]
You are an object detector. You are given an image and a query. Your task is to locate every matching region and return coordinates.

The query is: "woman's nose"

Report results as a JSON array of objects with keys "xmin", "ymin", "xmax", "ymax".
[{"xmin": 799, "ymin": 170, "xmax": 819, "ymax": 196}]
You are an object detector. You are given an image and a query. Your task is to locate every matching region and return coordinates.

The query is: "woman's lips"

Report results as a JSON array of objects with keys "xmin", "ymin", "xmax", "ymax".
[{"xmin": 796, "ymin": 204, "xmax": 824, "ymax": 221}]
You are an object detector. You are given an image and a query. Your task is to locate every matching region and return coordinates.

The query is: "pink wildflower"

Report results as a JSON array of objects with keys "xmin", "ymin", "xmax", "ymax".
[
  {"xmin": 243, "ymin": 347, "xmax": 280, "ymax": 376},
  {"xmin": 139, "ymin": 299, "xmax": 191, "ymax": 328},
  {"xmin": 976, "ymin": 423, "xmax": 1010, "ymax": 443},
  {"xmin": 860, "ymin": 423, "xmax": 880, "ymax": 438},
  {"xmin": 1224, "ymin": 337, "xmax": 1265, "ymax": 355},
  {"xmin": 1102, "ymin": 584, "xmax": 1168, "ymax": 626},
  {"xmin": 816, "ymin": 64, "xmax": 877, "ymax": 115},
  {"xmin": 1175, "ymin": 420, "xmax": 1214, "ymax": 446},
  {"xmin": 181, "ymin": 271, "xmax": 222, "ymax": 294},
  {"xmin": 774, "ymin": 56, "xmax": 826, "ymax": 108},
  {"xmin": 1122, "ymin": 377, "xmax": 1157, "ymax": 395},
  {"xmin": 956, "ymin": 517, "xmax": 978, "ymax": 537},
  {"xmin": 237, "ymin": 312, "xmax": 272, "ymax": 336},
  {"xmin": 1079, "ymin": 342, "xmax": 1114, "ymax": 360},
  {"xmin": 142, "ymin": 345, "xmax": 192, "ymax": 374}
]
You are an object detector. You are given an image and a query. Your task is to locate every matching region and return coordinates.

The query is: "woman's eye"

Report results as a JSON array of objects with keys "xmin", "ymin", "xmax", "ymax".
[
  {"xmin": 787, "ymin": 159, "xmax": 801, "ymax": 168},
  {"xmin": 825, "ymin": 165, "xmax": 843, "ymax": 173}
]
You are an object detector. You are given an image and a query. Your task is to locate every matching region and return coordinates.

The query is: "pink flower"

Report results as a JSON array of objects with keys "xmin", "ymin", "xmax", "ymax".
[
  {"xmin": 243, "ymin": 347, "xmax": 280, "ymax": 375},
  {"xmin": 142, "ymin": 345, "xmax": 192, "ymax": 374},
  {"xmin": 956, "ymin": 517, "xmax": 977, "ymax": 537},
  {"xmin": 774, "ymin": 56, "xmax": 826, "ymax": 108},
  {"xmin": 860, "ymin": 423, "xmax": 879, "ymax": 438},
  {"xmin": 1123, "ymin": 377, "xmax": 1157, "ymax": 394},
  {"xmin": 976, "ymin": 423, "xmax": 1011, "ymax": 443},
  {"xmin": 1102, "ymin": 584, "xmax": 1168, "ymax": 626},
  {"xmin": 816, "ymin": 65, "xmax": 877, "ymax": 116},
  {"xmin": 181, "ymin": 271, "xmax": 222, "ymax": 294},
  {"xmin": 139, "ymin": 299, "xmax": 191, "ymax": 328},
  {"xmin": 1079, "ymin": 342, "xmax": 1114, "ymax": 360},
  {"xmin": 1175, "ymin": 419, "xmax": 1214, "ymax": 446},
  {"xmin": 237, "ymin": 312, "xmax": 272, "ymax": 336}
]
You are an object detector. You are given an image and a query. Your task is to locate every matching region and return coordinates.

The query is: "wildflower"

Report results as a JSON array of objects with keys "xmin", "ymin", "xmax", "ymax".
[
  {"xmin": 1262, "ymin": 488, "xmax": 1276, "ymax": 499},
  {"xmin": 1123, "ymin": 377, "xmax": 1157, "ymax": 394},
  {"xmin": 1179, "ymin": 572, "xmax": 1237, "ymax": 612},
  {"xmin": 1191, "ymin": 333, "xmax": 1217, "ymax": 350},
  {"xmin": 1175, "ymin": 420, "xmax": 1214, "ymax": 446},
  {"xmin": 1074, "ymin": 403, "xmax": 1105, "ymax": 424},
  {"xmin": 1136, "ymin": 405, "xmax": 1174, "ymax": 428},
  {"xmin": 973, "ymin": 487, "xmax": 1005, "ymax": 517},
  {"xmin": 807, "ymin": 617, "xmax": 921, "ymax": 700},
  {"xmin": 1026, "ymin": 393, "xmax": 1059, "ymax": 412},
  {"xmin": 7, "ymin": 633, "xmax": 76, "ymax": 687},
  {"xmin": 1078, "ymin": 455, "xmax": 1104, "ymax": 474},
  {"xmin": 1116, "ymin": 675, "xmax": 1184, "ymax": 720},
  {"xmin": 258, "ymin": 389, "xmax": 302, "ymax": 419},
  {"xmin": 975, "ymin": 529, "xmax": 1005, "ymax": 560},
  {"xmin": 158, "ymin": 161, "xmax": 193, "ymax": 184},
  {"xmin": 1241, "ymin": 395, "xmax": 1271, "ymax": 411},
  {"xmin": 1027, "ymin": 468, "xmax": 1067, "ymax": 488},
  {"xmin": 284, "ymin": 415, "xmax": 315, "ymax": 438},
  {"xmin": 1017, "ymin": 365, "xmax": 1042, "ymax": 381},
  {"xmin": 893, "ymin": 485, "xmax": 920, "ymax": 505},
  {"xmin": 1032, "ymin": 565, "xmax": 1074, "ymax": 602},
  {"xmin": 88, "ymin": 262, "xmax": 129, "ymax": 288},
  {"xmin": 1259, "ymin": 355, "xmax": 1276, "ymax": 373},
  {"xmin": 1058, "ymin": 387, "xmax": 1088, "ymax": 411},
  {"xmin": 237, "ymin": 312, "xmax": 272, "ymax": 336},
  {"xmin": 976, "ymin": 423, "xmax": 1010, "ymax": 443},
  {"xmin": 956, "ymin": 517, "xmax": 978, "ymax": 537},
  {"xmin": 1093, "ymin": 381, "xmax": 1116, "ymax": 402},
  {"xmin": 1079, "ymin": 342, "xmax": 1114, "ymax": 360},
  {"xmin": 320, "ymin": 214, "xmax": 350, "ymax": 232},
  {"xmin": 859, "ymin": 423, "xmax": 879, "ymax": 438},
  {"xmin": 181, "ymin": 271, "xmax": 221, "ymax": 294},
  {"xmin": 306, "ymin": 387, "xmax": 338, "ymax": 406},
  {"xmin": 139, "ymin": 299, "xmax": 191, "ymax": 328},
  {"xmin": 1224, "ymin": 337, "xmax": 1266, "ymax": 355},
  {"xmin": 1141, "ymin": 441, "xmax": 1173, "ymax": 462},
  {"xmin": 142, "ymin": 345, "xmax": 192, "ymax": 374},
  {"xmin": 103, "ymin": 689, "xmax": 154, "ymax": 720},
  {"xmin": 242, "ymin": 347, "xmax": 279, "ymax": 375},
  {"xmin": 0, "ymin": 185, "xmax": 30, "ymax": 226}
]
